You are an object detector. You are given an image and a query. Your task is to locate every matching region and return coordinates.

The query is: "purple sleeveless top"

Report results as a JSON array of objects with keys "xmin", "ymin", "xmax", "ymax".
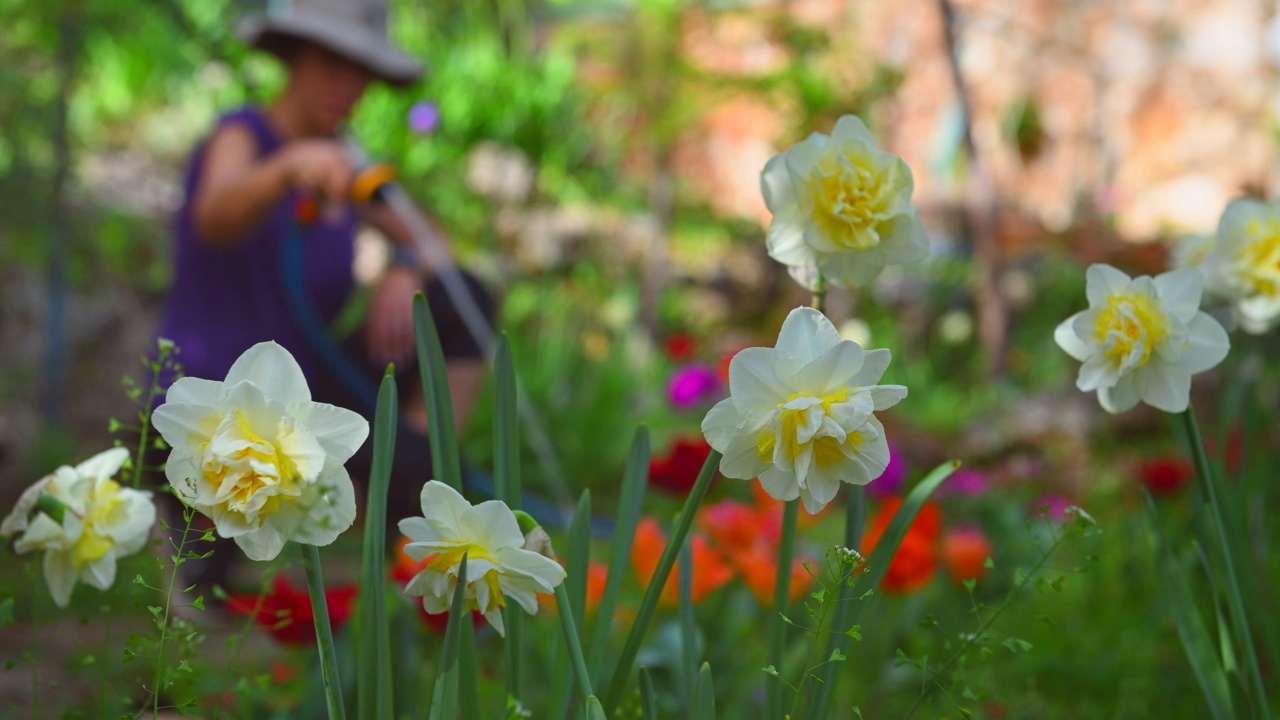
[{"xmin": 158, "ymin": 108, "xmax": 358, "ymax": 383}]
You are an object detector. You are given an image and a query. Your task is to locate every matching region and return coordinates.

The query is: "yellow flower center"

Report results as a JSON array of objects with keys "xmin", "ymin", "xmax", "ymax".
[
  {"xmin": 72, "ymin": 479, "xmax": 124, "ymax": 567},
  {"xmin": 810, "ymin": 148, "xmax": 895, "ymax": 250},
  {"xmin": 202, "ymin": 413, "xmax": 302, "ymax": 519},
  {"xmin": 757, "ymin": 389, "xmax": 859, "ymax": 469},
  {"xmin": 429, "ymin": 544, "xmax": 508, "ymax": 614},
  {"xmin": 1093, "ymin": 293, "xmax": 1169, "ymax": 369},
  {"xmin": 1238, "ymin": 222, "xmax": 1280, "ymax": 298}
]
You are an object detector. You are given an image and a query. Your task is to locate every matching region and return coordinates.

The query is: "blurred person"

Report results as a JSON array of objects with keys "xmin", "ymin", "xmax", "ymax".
[{"xmin": 157, "ymin": 0, "xmax": 492, "ymax": 585}]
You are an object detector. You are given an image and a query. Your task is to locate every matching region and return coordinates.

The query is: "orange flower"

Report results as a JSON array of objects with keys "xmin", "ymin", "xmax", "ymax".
[
  {"xmin": 941, "ymin": 526, "xmax": 993, "ymax": 583},
  {"xmin": 728, "ymin": 542, "xmax": 816, "ymax": 606},
  {"xmin": 861, "ymin": 497, "xmax": 943, "ymax": 595},
  {"xmin": 751, "ymin": 483, "xmax": 830, "ymax": 530},
  {"xmin": 700, "ymin": 500, "xmax": 773, "ymax": 548},
  {"xmin": 632, "ymin": 518, "xmax": 733, "ymax": 608}
]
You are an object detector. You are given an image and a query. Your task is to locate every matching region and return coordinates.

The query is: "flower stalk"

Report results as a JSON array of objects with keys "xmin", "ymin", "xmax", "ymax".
[
  {"xmin": 764, "ymin": 499, "xmax": 799, "ymax": 718},
  {"xmin": 301, "ymin": 543, "xmax": 347, "ymax": 720},
  {"xmin": 1179, "ymin": 407, "xmax": 1270, "ymax": 718}
]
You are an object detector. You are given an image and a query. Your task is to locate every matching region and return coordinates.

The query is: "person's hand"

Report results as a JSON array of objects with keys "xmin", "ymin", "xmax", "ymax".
[
  {"xmin": 367, "ymin": 265, "xmax": 421, "ymax": 367},
  {"xmin": 280, "ymin": 140, "xmax": 353, "ymax": 206}
]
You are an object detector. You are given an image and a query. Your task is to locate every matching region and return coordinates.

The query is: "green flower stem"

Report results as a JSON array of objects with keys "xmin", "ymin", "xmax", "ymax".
[
  {"xmin": 1179, "ymin": 408, "xmax": 1270, "ymax": 718},
  {"xmin": 811, "ymin": 272, "xmax": 827, "ymax": 315},
  {"xmin": 555, "ymin": 583, "xmax": 595, "ymax": 708},
  {"xmin": 602, "ymin": 450, "xmax": 721, "ymax": 714},
  {"xmin": 302, "ymin": 544, "xmax": 347, "ymax": 720},
  {"xmin": 765, "ymin": 499, "xmax": 800, "ymax": 719},
  {"xmin": 152, "ymin": 510, "xmax": 194, "ymax": 717},
  {"xmin": 810, "ymin": 486, "xmax": 866, "ymax": 716}
]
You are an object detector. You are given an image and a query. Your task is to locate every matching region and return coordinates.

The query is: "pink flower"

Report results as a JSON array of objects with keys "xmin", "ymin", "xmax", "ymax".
[
  {"xmin": 936, "ymin": 469, "xmax": 989, "ymax": 499},
  {"xmin": 1032, "ymin": 494, "xmax": 1075, "ymax": 522},
  {"xmin": 408, "ymin": 101, "xmax": 440, "ymax": 134},
  {"xmin": 668, "ymin": 365, "xmax": 721, "ymax": 410},
  {"xmin": 865, "ymin": 442, "xmax": 906, "ymax": 498}
]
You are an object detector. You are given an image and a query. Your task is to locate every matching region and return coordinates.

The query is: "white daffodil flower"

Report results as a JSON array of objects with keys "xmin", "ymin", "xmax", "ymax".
[
  {"xmin": 398, "ymin": 481, "xmax": 567, "ymax": 636},
  {"xmin": 1206, "ymin": 198, "xmax": 1280, "ymax": 333},
  {"xmin": 701, "ymin": 307, "xmax": 907, "ymax": 514},
  {"xmin": 762, "ymin": 114, "xmax": 929, "ymax": 290},
  {"xmin": 152, "ymin": 342, "xmax": 369, "ymax": 561},
  {"xmin": 1054, "ymin": 264, "xmax": 1230, "ymax": 414},
  {"xmin": 2, "ymin": 448, "xmax": 155, "ymax": 608}
]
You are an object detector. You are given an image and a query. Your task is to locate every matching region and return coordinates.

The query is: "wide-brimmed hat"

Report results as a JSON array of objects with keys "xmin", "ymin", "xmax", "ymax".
[{"xmin": 237, "ymin": 0, "xmax": 424, "ymax": 87}]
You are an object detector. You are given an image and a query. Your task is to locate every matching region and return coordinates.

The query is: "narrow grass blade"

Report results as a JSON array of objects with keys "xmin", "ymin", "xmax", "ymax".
[
  {"xmin": 556, "ymin": 583, "xmax": 596, "ymax": 707},
  {"xmin": 855, "ymin": 461, "xmax": 958, "ymax": 615},
  {"xmin": 692, "ymin": 662, "xmax": 715, "ymax": 720},
  {"xmin": 413, "ymin": 292, "xmax": 462, "ymax": 491},
  {"xmin": 460, "ymin": 622, "xmax": 481, "ymax": 719},
  {"xmin": 1145, "ymin": 493, "xmax": 1235, "ymax": 720},
  {"xmin": 301, "ymin": 544, "xmax": 347, "ymax": 720},
  {"xmin": 589, "ymin": 428, "xmax": 650, "ymax": 685},
  {"xmin": 764, "ymin": 499, "xmax": 799, "ymax": 719},
  {"xmin": 428, "ymin": 554, "xmax": 469, "ymax": 720},
  {"xmin": 495, "ymin": 335, "xmax": 525, "ymax": 701},
  {"xmin": 358, "ymin": 368, "xmax": 397, "ymax": 720},
  {"xmin": 1179, "ymin": 408, "xmax": 1270, "ymax": 718},
  {"xmin": 678, "ymin": 535, "xmax": 697, "ymax": 706},
  {"xmin": 551, "ymin": 490, "xmax": 594, "ymax": 718},
  {"xmin": 585, "ymin": 696, "xmax": 608, "ymax": 720},
  {"xmin": 603, "ymin": 450, "xmax": 721, "ymax": 714},
  {"xmin": 639, "ymin": 667, "xmax": 658, "ymax": 720},
  {"xmin": 495, "ymin": 334, "xmax": 519, "ymax": 508},
  {"xmin": 811, "ymin": 485, "xmax": 866, "ymax": 717}
]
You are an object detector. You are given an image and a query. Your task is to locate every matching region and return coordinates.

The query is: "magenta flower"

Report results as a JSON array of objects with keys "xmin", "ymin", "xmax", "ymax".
[
  {"xmin": 408, "ymin": 101, "xmax": 440, "ymax": 134},
  {"xmin": 936, "ymin": 469, "xmax": 989, "ymax": 499},
  {"xmin": 1032, "ymin": 494, "xmax": 1075, "ymax": 522},
  {"xmin": 865, "ymin": 442, "xmax": 906, "ymax": 498},
  {"xmin": 668, "ymin": 365, "xmax": 721, "ymax": 410}
]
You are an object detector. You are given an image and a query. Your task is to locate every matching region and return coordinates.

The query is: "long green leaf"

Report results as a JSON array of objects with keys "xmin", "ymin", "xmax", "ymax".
[
  {"xmin": 460, "ymin": 622, "xmax": 481, "ymax": 719},
  {"xmin": 589, "ymin": 428, "xmax": 650, "ymax": 685},
  {"xmin": 764, "ymin": 499, "xmax": 799, "ymax": 719},
  {"xmin": 638, "ymin": 667, "xmax": 658, "ymax": 720},
  {"xmin": 495, "ymin": 335, "xmax": 525, "ymax": 702},
  {"xmin": 551, "ymin": 490, "xmax": 594, "ymax": 719},
  {"xmin": 1179, "ymin": 408, "xmax": 1270, "ymax": 718},
  {"xmin": 358, "ymin": 368, "xmax": 397, "ymax": 720},
  {"xmin": 1144, "ymin": 494, "xmax": 1235, "ymax": 720},
  {"xmin": 678, "ymin": 535, "xmax": 697, "ymax": 706},
  {"xmin": 856, "ymin": 462, "xmax": 958, "ymax": 611},
  {"xmin": 810, "ymin": 485, "xmax": 866, "ymax": 717},
  {"xmin": 692, "ymin": 663, "xmax": 715, "ymax": 720},
  {"xmin": 413, "ymin": 292, "xmax": 462, "ymax": 491},
  {"xmin": 428, "ymin": 554, "xmax": 469, "ymax": 720},
  {"xmin": 556, "ymin": 583, "xmax": 596, "ymax": 708},
  {"xmin": 302, "ymin": 544, "xmax": 347, "ymax": 720},
  {"xmin": 603, "ymin": 450, "xmax": 721, "ymax": 714},
  {"xmin": 585, "ymin": 696, "xmax": 608, "ymax": 720}
]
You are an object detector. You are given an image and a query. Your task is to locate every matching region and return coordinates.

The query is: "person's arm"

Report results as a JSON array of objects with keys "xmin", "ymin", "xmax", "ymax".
[
  {"xmin": 192, "ymin": 125, "xmax": 354, "ymax": 247},
  {"xmin": 359, "ymin": 199, "xmax": 455, "ymax": 366},
  {"xmin": 359, "ymin": 200, "xmax": 454, "ymax": 273}
]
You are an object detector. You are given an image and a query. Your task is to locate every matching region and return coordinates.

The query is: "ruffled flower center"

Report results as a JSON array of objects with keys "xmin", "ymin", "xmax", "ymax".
[
  {"xmin": 1093, "ymin": 293, "xmax": 1169, "ymax": 370},
  {"xmin": 810, "ymin": 147, "xmax": 894, "ymax": 250},
  {"xmin": 757, "ymin": 389, "xmax": 864, "ymax": 470},
  {"xmin": 200, "ymin": 413, "xmax": 305, "ymax": 524},
  {"xmin": 71, "ymin": 480, "xmax": 125, "ymax": 567},
  {"xmin": 1237, "ymin": 222, "xmax": 1280, "ymax": 298},
  {"xmin": 429, "ymin": 544, "xmax": 507, "ymax": 614}
]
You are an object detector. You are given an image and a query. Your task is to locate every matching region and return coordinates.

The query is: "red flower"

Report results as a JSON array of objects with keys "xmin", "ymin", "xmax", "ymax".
[
  {"xmin": 1138, "ymin": 457, "xmax": 1193, "ymax": 496},
  {"xmin": 941, "ymin": 526, "xmax": 993, "ymax": 583},
  {"xmin": 228, "ymin": 575, "xmax": 357, "ymax": 647},
  {"xmin": 861, "ymin": 497, "xmax": 943, "ymax": 595},
  {"xmin": 664, "ymin": 334, "xmax": 697, "ymax": 362},
  {"xmin": 650, "ymin": 437, "xmax": 714, "ymax": 495}
]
